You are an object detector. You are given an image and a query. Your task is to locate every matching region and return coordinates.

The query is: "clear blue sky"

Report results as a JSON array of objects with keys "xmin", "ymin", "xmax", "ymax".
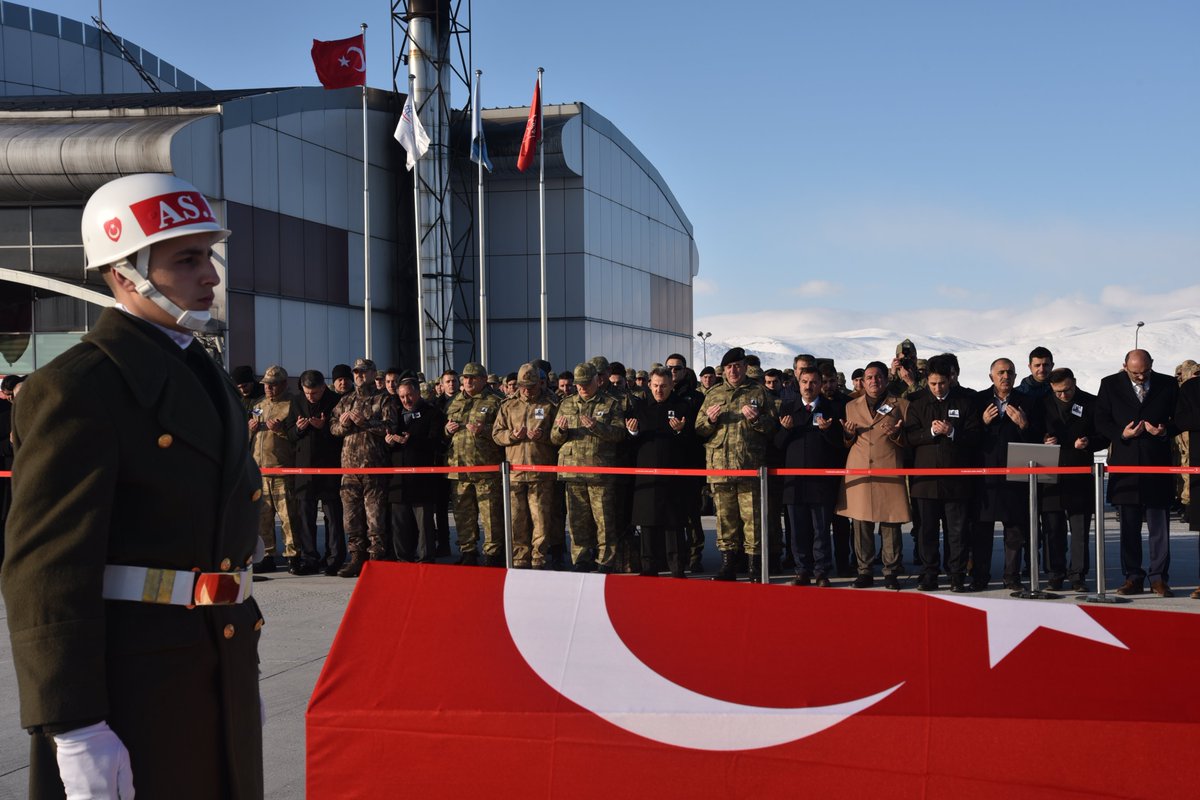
[{"xmin": 35, "ymin": 1, "xmax": 1200, "ymax": 332}]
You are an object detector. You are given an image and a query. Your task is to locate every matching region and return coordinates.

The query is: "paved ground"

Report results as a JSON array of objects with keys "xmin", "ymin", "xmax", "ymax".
[{"xmin": 1, "ymin": 510, "xmax": 1197, "ymax": 798}]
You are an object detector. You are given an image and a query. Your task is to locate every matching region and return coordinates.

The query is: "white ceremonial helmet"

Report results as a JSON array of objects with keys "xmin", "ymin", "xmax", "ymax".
[{"xmin": 81, "ymin": 173, "xmax": 231, "ymax": 331}]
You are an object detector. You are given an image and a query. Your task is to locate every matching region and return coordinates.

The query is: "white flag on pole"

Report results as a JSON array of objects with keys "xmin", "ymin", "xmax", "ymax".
[
  {"xmin": 470, "ymin": 74, "xmax": 493, "ymax": 172},
  {"xmin": 394, "ymin": 95, "xmax": 430, "ymax": 171}
]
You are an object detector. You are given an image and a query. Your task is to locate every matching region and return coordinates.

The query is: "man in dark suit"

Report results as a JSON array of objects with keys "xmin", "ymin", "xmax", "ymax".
[
  {"xmin": 2, "ymin": 174, "xmax": 263, "ymax": 798},
  {"xmin": 1175, "ymin": 373, "xmax": 1200, "ymax": 599},
  {"xmin": 1040, "ymin": 368, "xmax": 1109, "ymax": 592},
  {"xmin": 904, "ymin": 355, "xmax": 980, "ymax": 592},
  {"xmin": 295, "ymin": 369, "xmax": 347, "ymax": 575},
  {"xmin": 972, "ymin": 357, "xmax": 1041, "ymax": 592},
  {"xmin": 1095, "ymin": 349, "xmax": 1179, "ymax": 596},
  {"xmin": 775, "ymin": 366, "xmax": 846, "ymax": 586}
]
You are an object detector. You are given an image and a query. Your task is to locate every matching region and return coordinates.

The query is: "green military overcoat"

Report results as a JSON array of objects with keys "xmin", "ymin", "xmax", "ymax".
[{"xmin": 1, "ymin": 308, "xmax": 264, "ymax": 799}]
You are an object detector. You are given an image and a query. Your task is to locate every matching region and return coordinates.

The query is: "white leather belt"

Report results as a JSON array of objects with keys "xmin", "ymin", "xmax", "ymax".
[{"xmin": 102, "ymin": 565, "xmax": 253, "ymax": 607}]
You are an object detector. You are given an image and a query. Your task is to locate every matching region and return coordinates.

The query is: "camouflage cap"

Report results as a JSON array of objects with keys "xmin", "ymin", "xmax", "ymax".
[
  {"xmin": 746, "ymin": 365, "xmax": 764, "ymax": 381},
  {"xmin": 517, "ymin": 363, "xmax": 542, "ymax": 386},
  {"xmin": 896, "ymin": 339, "xmax": 916, "ymax": 358},
  {"xmin": 461, "ymin": 362, "xmax": 487, "ymax": 378},
  {"xmin": 262, "ymin": 365, "xmax": 288, "ymax": 384},
  {"xmin": 636, "ymin": 370, "xmax": 648, "ymax": 379},
  {"xmin": 573, "ymin": 362, "xmax": 598, "ymax": 383},
  {"xmin": 487, "ymin": 373, "xmax": 501, "ymax": 384},
  {"xmin": 352, "ymin": 357, "xmax": 376, "ymax": 372},
  {"xmin": 589, "ymin": 355, "xmax": 610, "ymax": 374}
]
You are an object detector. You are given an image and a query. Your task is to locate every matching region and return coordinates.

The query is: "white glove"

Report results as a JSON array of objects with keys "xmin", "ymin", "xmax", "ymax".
[{"xmin": 53, "ymin": 721, "xmax": 135, "ymax": 799}]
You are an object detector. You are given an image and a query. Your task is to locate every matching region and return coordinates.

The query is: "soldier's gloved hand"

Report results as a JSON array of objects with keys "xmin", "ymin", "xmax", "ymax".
[{"xmin": 54, "ymin": 721, "xmax": 135, "ymax": 799}]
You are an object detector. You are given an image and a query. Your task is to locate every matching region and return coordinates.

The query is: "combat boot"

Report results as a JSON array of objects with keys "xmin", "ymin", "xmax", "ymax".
[
  {"xmin": 337, "ymin": 554, "xmax": 367, "ymax": 578},
  {"xmin": 714, "ymin": 551, "xmax": 737, "ymax": 581},
  {"xmin": 748, "ymin": 560, "xmax": 762, "ymax": 584}
]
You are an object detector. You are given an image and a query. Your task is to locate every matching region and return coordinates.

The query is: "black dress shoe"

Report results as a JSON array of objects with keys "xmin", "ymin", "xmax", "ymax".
[
  {"xmin": 814, "ymin": 575, "xmax": 832, "ymax": 588},
  {"xmin": 950, "ymin": 580, "xmax": 968, "ymax": 593},
  {"xmin": 917, "ymin": 577, "xmax": 938, "ymax": 592},
  {"xmin": 791, "ymin": 573, "xmax": 811, "ymax": 587},
  {"xmin": 1047, "ymin": 578, "xmax": 1064, "ymax": 591},
  {"xmin": 1071, "ymin": 580, "xmax": 1088, "ymax": 593},
  {"xmin": 323, "ymin": 563, "xmax": 341, "ymax": 577},
  {"xmin": 852, "ymin": 575, "xmax": 874, "ymax": 589},
  {"xmin": 252, "ymin": 559, "xmax": 277, "ymax": 575},
  {"xmin": 290, "ymin": 559, "xmax": 319, "ymax": 576},
  {"xmin": 883, "ymin": 575, "xmax": 901, "ymax": 590},
  {"xmin": 970, "ymin": 579, "xmax": 989, "ymax": 592},
  {"xmin": 1004, "ymin": 580, "xmax": 1024, "ymax": 592}
]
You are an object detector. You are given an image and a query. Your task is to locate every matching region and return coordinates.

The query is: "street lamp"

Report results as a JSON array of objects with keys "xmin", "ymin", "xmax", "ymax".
[
  {"xmin": 1134, "ymin": 321, "xmax": 1145, "ymax": 349},
  {"xmin": 696, "ymin": 331, "xmax": 712, "ymax": 368}
]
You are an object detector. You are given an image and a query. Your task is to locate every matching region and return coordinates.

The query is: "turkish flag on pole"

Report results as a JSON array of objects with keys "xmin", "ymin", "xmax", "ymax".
[
  {"xmin": 310, "ymin": 34, "xmax": 366, "ymax": 89},
  {"xmin": 309, "ymin": 564, "xmax": 1200, "ymax": 798},
  {"xmin": 516, "ymin": 75, "xmax": 542, "ymax": 172}
]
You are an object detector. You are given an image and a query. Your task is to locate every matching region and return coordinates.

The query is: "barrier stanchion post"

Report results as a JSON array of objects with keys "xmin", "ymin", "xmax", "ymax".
[
  {"xmin": 1087, "ymin": 461, "xmax": 1124, "ymax": 604},
  {"xmin": 759, "ymin": 466, "xmax": 770, "ymax": 585},
  {"xmin": 501, "ymin": 462, "xmax": 514, "ymax": 570},
  {"xmin": 1016, "ymin": 460, "xmax": 1057, "ymax": 599}
]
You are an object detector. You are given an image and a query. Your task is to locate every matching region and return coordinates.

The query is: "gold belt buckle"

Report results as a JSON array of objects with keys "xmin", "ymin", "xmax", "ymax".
[{"xmin": 192, "ymin": 571, "xmax": 246, "ymax": 606}]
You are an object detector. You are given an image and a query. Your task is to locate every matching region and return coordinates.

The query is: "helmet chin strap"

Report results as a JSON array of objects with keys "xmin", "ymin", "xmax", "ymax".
[{"xmin": 113, "ymin": 250, "xmax": 211, "ymax": 333}]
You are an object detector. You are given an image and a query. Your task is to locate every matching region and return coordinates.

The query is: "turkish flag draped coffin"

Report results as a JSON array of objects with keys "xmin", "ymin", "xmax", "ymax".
[{"xmin": 307, "ymin": 563, "xmax": 1200, "ymax": 799}]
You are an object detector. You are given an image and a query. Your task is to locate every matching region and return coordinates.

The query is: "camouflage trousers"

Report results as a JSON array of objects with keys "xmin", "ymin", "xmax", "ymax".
[
  {"xmin": 565, "ymin": 482, "xmax": 616, "ymax": 567},
  {"xmin": 341, "ymin": 473, "xmax": 387, "ymax": 559},
  {"xmin": 712, "ymin": 481, "xmax": 761, "ymax": 556},
  {"xmin": 510, "ymin": 479, "xmax": 557, "ymax": 567},
  {"xmin": 454, "ymin": 476, "xmax": 504, "ymax": 556},
  {"xmin": 258, "ymin": 476, "xmax": 303, "ymax": 558}
]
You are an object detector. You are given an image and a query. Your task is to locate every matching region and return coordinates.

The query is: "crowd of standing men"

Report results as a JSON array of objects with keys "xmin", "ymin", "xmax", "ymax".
[{"xmin": 235, "ymin": 341, "xmax": 1200, "ymax": 597}]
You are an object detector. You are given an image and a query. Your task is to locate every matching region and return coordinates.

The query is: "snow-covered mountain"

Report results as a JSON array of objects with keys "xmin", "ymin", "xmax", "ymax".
[{"xmin": 692, "ymin": 310, "xmax": 1200, "ymax": 393}]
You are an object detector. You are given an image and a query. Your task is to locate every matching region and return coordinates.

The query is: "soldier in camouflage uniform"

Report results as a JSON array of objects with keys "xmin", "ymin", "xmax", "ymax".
[
  {"xmin": 444, "ymin": 362, "xmax": 505, "ymax": 566},
  {"xmin": 330, "ymin": 357, "xmax": 398, "ymax": 577},
  {"xmin": 493, "ymin": 363, "xmax": 559, "ymax": 568},
  {"xmin": 552, "ymin": 362, "xmax": 627, "ymax": 572},
  {"xmin": 694, "ymin": 347, "xmax": 778, "ymax": 581}
]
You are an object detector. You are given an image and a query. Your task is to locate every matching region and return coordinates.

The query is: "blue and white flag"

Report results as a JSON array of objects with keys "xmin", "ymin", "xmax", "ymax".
[{"xmin": 470, "ymin": 74, "xmax": 493, "ymax": 172}]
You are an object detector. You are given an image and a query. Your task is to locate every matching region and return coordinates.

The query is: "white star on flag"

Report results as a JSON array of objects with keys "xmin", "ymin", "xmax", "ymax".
[
  {"xmin": 935, "ymin": 595, "xmax": 1127, "ymax": 668},
  {"xmin": 338, "ymin": 55, "xmax": 350, "ymax": 67}
]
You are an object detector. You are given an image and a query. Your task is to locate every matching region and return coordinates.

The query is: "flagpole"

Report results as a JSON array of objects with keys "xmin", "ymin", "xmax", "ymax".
[
  {"xmin": 408, "ymin": 73, "xmax": 427, "ymax": 379},
  {"xmin": 537, "ymin": 67, "xmax": 547, "ymax": 360},
  {"xmin": 476, "ymin": 69, "xmax": 488, "ymax": 368},
  {"xmin": 360, "ymin": 22, "xmax": 371, "ymax": 360}
]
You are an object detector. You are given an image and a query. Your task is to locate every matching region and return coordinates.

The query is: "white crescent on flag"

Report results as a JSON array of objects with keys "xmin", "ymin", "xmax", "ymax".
[
  {"xmin": 346, "ymin": 46, "xmax": 366, "ymax": 72},
  {"xmin": 503, "ymin": 571, "xmax": 901, "ymax": 751}
]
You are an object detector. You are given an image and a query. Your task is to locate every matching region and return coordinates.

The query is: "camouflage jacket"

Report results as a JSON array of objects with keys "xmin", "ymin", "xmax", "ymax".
[
  {"xmin": 249, "ymin": 392, "xmax": 299, "ymax": 469},
  {"xmin": 329, "ymin": 385, "xmax": 397, "ymax": 468},
  {"xmin": 550, "ymin": 391, "xmax": 626, "ymax": 482},
  {"xmin": 493, "ymin": 392, "xmax": 559, "ymax": 482},
  {"xmin": 443, "ymin": 388, "xmax": 504, "ymax": 478},
  {"xmin": 694, "ymin": 378, "xmax": 778, "ymax": 482}
]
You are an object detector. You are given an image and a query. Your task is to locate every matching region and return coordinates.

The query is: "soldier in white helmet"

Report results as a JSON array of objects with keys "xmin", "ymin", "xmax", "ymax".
[{"xmin": 1, "ymin": 174, "xmax": 264, "ymax": 798}]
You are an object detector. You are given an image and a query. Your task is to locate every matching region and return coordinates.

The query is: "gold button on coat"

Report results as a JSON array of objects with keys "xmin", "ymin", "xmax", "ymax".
[
  {"xmin": 219, "ymin": 558, "xmax": 232, "ymax": 571},
  {"xmin": 157, "ymin": 434, "xmax": 173, "ymax": 448},
  {"xmin": 251, "ymin": 489, "xmax": 262, "ymax": 501},
  {"xmin": 223, "ymin": 624, "xmax": 235, "ymax": 639}
]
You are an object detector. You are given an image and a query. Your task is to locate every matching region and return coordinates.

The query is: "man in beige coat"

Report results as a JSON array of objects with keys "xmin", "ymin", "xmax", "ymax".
[{"xmin": 837, "ymin": 361, "xmax": 911, "ymax": 589}]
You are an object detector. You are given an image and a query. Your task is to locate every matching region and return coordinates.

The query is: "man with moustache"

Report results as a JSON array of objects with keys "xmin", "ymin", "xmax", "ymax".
[
  {"xmin": 904, "ymin": 355, "xmax": 980, "ymax": 592},
  {"xmin": 838, "ymin": 361, "xmax": 910, "ymax": 589},
  {"xmin": 665, "ymin": 354, "xmax": 708, "ymax": 573},
  {"xmin": 1040, "ymin": 368, "xmax": 1108, "ymax": 592},
  {"xmin": 294, "ymin": 369, "xmax": 346, "ymax": 575},
  {"xmin": 443, "ymin": 363, "xmax": 505, "ymax": 567},
  {"xmin": 493, "ymin": 363, "xmax": 559, "ymax": 569},
  {"xmin": 1096, "ymin": 349, "xmax": 1179, "ymax": 596},
  {"xmin": 775, "ymin": 366, "xmax": 844, "ymax": 586},
  {"xmin": 386, "ymin": 379, "xmax": 446, "ymax": 562},
  {"xmin": 973, "ymin": 358, "xmax": 1040, "ymax": 592},
  {"xmin": 695, "ymin": 347, "xmax": 778, "ymax": 581}
]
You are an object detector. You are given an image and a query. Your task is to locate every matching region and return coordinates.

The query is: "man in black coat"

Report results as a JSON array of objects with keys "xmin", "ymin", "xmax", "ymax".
[
  {"xmin": 904, "ymin": 355, "xmax": 980, "ymax": 592},
  {"xmin": 972, "ymin": 357, "xmax": 1041, "ymax": 592},
  {"xmin": 627, "ymin": 367, "xmax": 697, "ymax": 578},
  {"xmin": 1095, "ymin": 349, "xmax": 1179, "ymax": 596},
  {"xmin": 387, "ymin": 379, "xmax": 446, "ymax": 562},
  {"xmin": 1039, "ymin": 368, "xmax": 1109, "ymax": 592},
  {"xmin": 665, "ymin": 355, "xmax": 707, "ymax": 573},
  {"xmin": 775, "ymin": 367, "xmax": 845, "ymax": 586},
  {"xmin": 1173, "ymin": 372, "xmax": 1200, "ymax": 599},
  {"xmin": 294, "ymin": 369, "xmax": 347, "ymax": 575}
]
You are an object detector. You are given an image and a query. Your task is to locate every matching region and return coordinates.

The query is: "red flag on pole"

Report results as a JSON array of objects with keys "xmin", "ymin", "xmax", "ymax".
[
  {"xmin": 516, "ymin": 76, "xmax": 542, "ymax": 172},
  {"xmin": 311, "ymin": 34, "xmax": 366, "ymax": 89}
]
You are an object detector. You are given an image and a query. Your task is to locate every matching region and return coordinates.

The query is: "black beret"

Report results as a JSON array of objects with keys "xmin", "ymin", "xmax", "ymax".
[{"xmin": 719, "ymin": 347, "xmax": 746, "ymax": 368}]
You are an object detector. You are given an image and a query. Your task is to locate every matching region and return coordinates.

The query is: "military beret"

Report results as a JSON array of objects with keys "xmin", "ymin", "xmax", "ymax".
[
  {"xmin": 700, "ymin": 366, "xmax": 716, "ymax": 376},
  {"xmin": 720, "ymin": 347, "xmax": 746, "ymax": 368},
  {"xmin": 230, "ymin": 365, "xmax": 256, "ymax": 384},
  {"xmin": 461, "ymin": 362, "xmax": 487, "ymax": 378},
  {"xmin": 331, "ymin": 364, "xmax": 353, "ymax": 381},
  {"xmin": 574, "ymin": 362, "xmax": 598, "ymax": 383}
]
